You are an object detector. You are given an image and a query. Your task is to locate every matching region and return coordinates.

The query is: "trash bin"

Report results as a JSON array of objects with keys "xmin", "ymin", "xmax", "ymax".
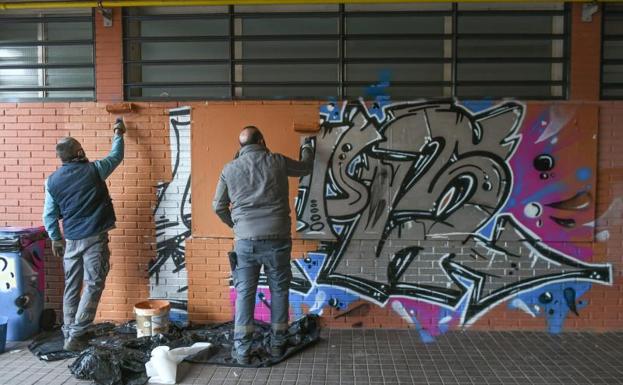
[
  {"xmin": 0, "ymin": 316, "xmax": 7, "ymax": 353},
  {"xmin": 0, "ymin": 227, "xmax": 46, "ymax": 341}
]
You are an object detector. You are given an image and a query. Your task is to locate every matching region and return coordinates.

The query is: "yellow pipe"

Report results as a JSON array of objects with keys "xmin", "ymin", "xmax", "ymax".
[{"xmin": 0, "ymin": 0, "xmax": 616, "ymax": 10}]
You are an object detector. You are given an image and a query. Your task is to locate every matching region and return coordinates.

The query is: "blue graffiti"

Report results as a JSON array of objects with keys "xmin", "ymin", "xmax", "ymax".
[
  {"xmin": 289, "ymin": 252, "xmax": 360, "ymax": 319},
  {"xmin": 409, "ymin": 312, "xmax": 435, "ymax": 344},
  {"xmin": 461, "ymin": 100, "xmax": 495, "ymax": 114},
  {"xmin": 576, "ymin": 167, "xmax": 592, "ymax": 182},
  {"xmin": 297, "ymin": 252, "xmax": 325, "ymax": 281},
  {"xmin": 508, "ymin": 282, "xmax": 591, "ymax": 334},
  {"xmin": 365, "ymin": 70, "xmax": 392, "ymax": 123},
  {"xmin": 319, "ymin": 98, "xmax": 344, "ymax": 123}
]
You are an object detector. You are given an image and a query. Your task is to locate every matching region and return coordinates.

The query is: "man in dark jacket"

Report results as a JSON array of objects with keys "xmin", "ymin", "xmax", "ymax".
[
  {"xmin": 213, "ymin": 126, "xmax": 314, "ymax": 364},
  {"xmin": 43, "ymin": 118, "xmax": 126, "ymax": 351}
]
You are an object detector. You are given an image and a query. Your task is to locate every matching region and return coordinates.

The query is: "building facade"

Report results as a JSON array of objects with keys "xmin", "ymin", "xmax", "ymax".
[{"xmin": 0, "ymin": 2, "xmax": 621, "ymax": 338}]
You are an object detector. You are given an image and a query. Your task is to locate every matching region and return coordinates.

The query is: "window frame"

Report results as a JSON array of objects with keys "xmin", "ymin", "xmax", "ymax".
[
  {"xmin": 454, "ymin": 5, "xmax": 570, "ymax": 100},
  {"xmin": 123, "ymin": 4, "xmax": 570, "ymax": 101},
  {"xmin": 601, "ymin": 3, "xmax": 623, "ymax": 100},
  {"xmin": 0, "ymin": 11, "xmax": 96, "ymax": 102}
]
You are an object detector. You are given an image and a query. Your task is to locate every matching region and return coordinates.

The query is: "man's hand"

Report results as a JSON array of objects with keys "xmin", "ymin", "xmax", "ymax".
[
  {"xmin": 301, "ymin": 136, "xmax": 314, "ymax": 150},
  {"xmin": 113, "ymin": 117, "xmax": 126, "ymax": 135},
  {"xmin": 51, "ymin": 239, "xmax": 65, "ymax": 258}
]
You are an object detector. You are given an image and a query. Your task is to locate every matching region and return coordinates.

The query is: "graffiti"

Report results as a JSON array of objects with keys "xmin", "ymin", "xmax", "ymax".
[
  {"xmin": 236, "ymin": 99, "xmax": 611, "ymax": 337},
  {"xmin": 0, "ymin": 256, "xmax": 16, "ymax": 292},
  {"xmin": 0, "ymin": 228, "xmax": 46, "ymax": 339},
  {"xmin": 508, "ymin": 282, "xmax": 591, "ymax": 334},
  {"xmin": 151, "ymin": 107, "xmax": 191, "ymax": 315},
  {"xmin": 293, "ymin": 99, "xmax": 610, "ymax": 322},
  {"xmin": 229, "ymin": 99, "xmax": 612, "ymax": 340}
]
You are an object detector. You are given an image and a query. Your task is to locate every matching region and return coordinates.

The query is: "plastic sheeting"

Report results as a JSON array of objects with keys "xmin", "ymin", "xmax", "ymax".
[
  {"xmin": 29, "ymin": 315, "xmax": 320, "ymax": 385},
  {"xmin": 28, "ymin": 322, "xmax": 119, "ymax": 361}
]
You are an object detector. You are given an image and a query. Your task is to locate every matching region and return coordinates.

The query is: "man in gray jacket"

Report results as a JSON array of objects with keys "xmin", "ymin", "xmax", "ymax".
[{"xmin": 213, "ymin": 126, "xmax": 314, "ymax": 364}]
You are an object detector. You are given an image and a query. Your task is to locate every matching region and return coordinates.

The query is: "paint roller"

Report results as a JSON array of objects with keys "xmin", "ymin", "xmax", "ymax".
[
  {"xmin": 292, "ymin": 111, "xmax": 320, "ymax": 134},
  {"xmin": 293, "ymin": 121, "xmax": 319, "ymax": 133},
  {"xmin": 106, "ymin": 102, "xmax": 134, "ymax": 133}
]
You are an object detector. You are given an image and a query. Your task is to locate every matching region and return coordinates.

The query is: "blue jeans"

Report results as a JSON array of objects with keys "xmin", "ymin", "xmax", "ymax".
[{"xmin": 233, "ymin": 239, "xmax": 292, "ymax": 356}]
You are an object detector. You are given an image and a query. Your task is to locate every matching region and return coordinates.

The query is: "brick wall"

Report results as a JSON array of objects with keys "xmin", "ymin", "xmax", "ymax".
[
  {"xmin": 463, "ymin": 100, "xmax": 623, "ymax": 332},
  {"xmin": 186, "ymin": 238, "xmax": 319, "ymax": 323},
  {"xmin": 592, "ymin": 102, "xmax": 623, "ymax": 329},
  {"xmin": 95, "ymin": 9, "xmax": 123, "ymax": 102},
  {"xmin": 1, "ymin": 100, "xmax": 620, "ymax": 328},
  {"xmin": 570, "ymin": 3, "xmax": 602, "ymax": 100},
  {"xmin": 0, "ymin": 101, "xmax": 174, "ymax": 321},
  {"xmin": 0, "ymin": 4, "xmax": 622, "ymax": 331}
]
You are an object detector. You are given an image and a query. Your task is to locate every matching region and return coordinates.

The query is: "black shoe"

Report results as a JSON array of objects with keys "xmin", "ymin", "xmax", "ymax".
[
  {"xmin": 231, "ymin": 350, "xmax": 251, "ymax": 365},
  {"xmin": 63, "ymin": 336, "xmax": 89, "ymax": 352},
  {"xmin": 270, "ymin": 344, "xmax": 286, "ymax": 359},
  {"xmin": 271, "ymin": 331, "xmax": 288, "ymax": 359}
]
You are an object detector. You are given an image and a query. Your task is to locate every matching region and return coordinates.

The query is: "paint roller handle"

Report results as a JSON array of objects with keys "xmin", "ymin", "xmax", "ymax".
[{"xmin": 113, "ymin": 117, "xmax": 126, "ymax": 135}]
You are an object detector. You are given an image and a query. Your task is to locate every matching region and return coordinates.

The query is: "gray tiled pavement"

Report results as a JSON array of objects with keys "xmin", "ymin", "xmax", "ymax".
[{"xmin": 0, "ymin": 329, "xmax": 622, "ymax": 384}]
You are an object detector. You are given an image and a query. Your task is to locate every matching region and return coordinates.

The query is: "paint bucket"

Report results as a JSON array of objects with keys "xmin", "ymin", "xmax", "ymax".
[
  {"xmin": 0, "ymin": 316, "xmax": 8, "ymax": 353},
  {"xmin": 134, "ymin": 300, "xmax": 170, "ymax": 338}
]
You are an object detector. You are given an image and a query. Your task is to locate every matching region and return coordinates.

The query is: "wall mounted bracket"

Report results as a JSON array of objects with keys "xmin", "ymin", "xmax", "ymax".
[
  {"xmin": 581, "ymin": 2, "xmax": 599, "ymax": 22},
  {"xmin": 97, "ymin": 1, "xmax": 112, "ymax": 27}
]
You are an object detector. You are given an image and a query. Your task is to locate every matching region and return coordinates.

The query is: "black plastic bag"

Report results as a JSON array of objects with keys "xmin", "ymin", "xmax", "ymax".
[
  {"xmin": 69, "ymin": 347, "xmax": 123, "ymax": 385},
  {"xmin": 69, "ymin": 345, "xmax": 151, "ymax": 385},
  {"xmin": 28, "ymin": 322, "xmax": 117, "ymax": 362},
  {"xmin": 31, "ymin": 315, "xmax": 321, "ymax": 383},
  {"xmin": 28, "ymin": 330, "xmax": 78, "ymax": 361}
]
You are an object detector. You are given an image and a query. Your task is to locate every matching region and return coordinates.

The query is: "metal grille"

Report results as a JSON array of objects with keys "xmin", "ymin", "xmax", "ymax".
[
  {"xmin": 0, "ymin": 11, "xmax": 95, "ymax": 101},
  {"xmin": 123, "ymin": 4, "xmax": 569, "ymax": 101},
  {"xmin": 602, "ymin": 3, "xmax": 623, "ymax": 99}
]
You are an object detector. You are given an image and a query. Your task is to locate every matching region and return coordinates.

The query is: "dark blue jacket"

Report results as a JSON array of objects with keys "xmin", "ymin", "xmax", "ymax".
[{"xmin": 47, "ymin": 161, "xmax": 116, "ymax": 240}]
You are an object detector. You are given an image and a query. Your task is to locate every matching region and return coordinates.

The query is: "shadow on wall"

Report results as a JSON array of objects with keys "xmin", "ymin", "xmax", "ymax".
[{"xmin": 230, "ymin": 99, "xmax": 613, "ymax": 341}]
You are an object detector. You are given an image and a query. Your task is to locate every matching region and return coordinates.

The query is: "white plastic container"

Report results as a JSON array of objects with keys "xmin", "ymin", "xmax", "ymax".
[{"xmin": 145, "ymin": 343, "xmax": 212, "ymax": 384}]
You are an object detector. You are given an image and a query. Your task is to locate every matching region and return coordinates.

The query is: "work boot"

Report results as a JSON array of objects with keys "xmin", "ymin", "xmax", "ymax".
[
  {"xmin": 232, "ymin": 330, "xmax": 253, "ymax": 365},
  {"xmin": 231, "ymin": 349, "xmax": 251, "ymax": 365},
  {"xmin": 63, "ymin": 336, "xmax": 89, "ymax": 352},
  {"xmin": 270, "ymin": 343, "xmax": 286, "ymax": 359},
  {"xmin": 270, "ymin": 331, "xmax": 288, "ymax": 359}
]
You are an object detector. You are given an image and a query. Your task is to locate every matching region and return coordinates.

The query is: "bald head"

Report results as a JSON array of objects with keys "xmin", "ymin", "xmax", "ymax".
[
  {"xmin": 56, "ymin": 137, "xmax": 84, "ymax": 163},
  {"xmin": 239, "ymin": 126, "xmax": 265, "ymax": 147}
]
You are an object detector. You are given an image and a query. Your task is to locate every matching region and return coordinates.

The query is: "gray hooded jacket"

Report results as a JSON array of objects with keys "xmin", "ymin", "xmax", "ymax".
[{"xmin": 212, "ymin": 143, "xmax": 313, "ymax": 240}]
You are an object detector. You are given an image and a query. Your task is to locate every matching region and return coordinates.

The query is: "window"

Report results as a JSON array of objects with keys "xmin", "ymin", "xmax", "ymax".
[
  {"xmin": 343, "ymin": 3, "xmax": 451, "ymax": 99},
  {"xmin": 456, "ymin": 3, "xmax": 567, "ymax": 99},
  {"xmin": 602, "ymin": 3, "xmax": 623, "ymax": 99},
  {"xmin": 124, "ymin": 3, "xmax": 569, "ymax": 101},
  {"xmin": 0, "ymin": 11, "xmax": 95, "ymax": 101}
]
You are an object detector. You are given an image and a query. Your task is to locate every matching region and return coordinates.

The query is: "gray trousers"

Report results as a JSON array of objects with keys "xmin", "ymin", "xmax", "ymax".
[
  {"xmin": 62, "ymin": 232, "xmax": 110, "ymax": 339},
  {"xmin": 233, "ymin": 239, "xmax": 292, "ymax": 356}
]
